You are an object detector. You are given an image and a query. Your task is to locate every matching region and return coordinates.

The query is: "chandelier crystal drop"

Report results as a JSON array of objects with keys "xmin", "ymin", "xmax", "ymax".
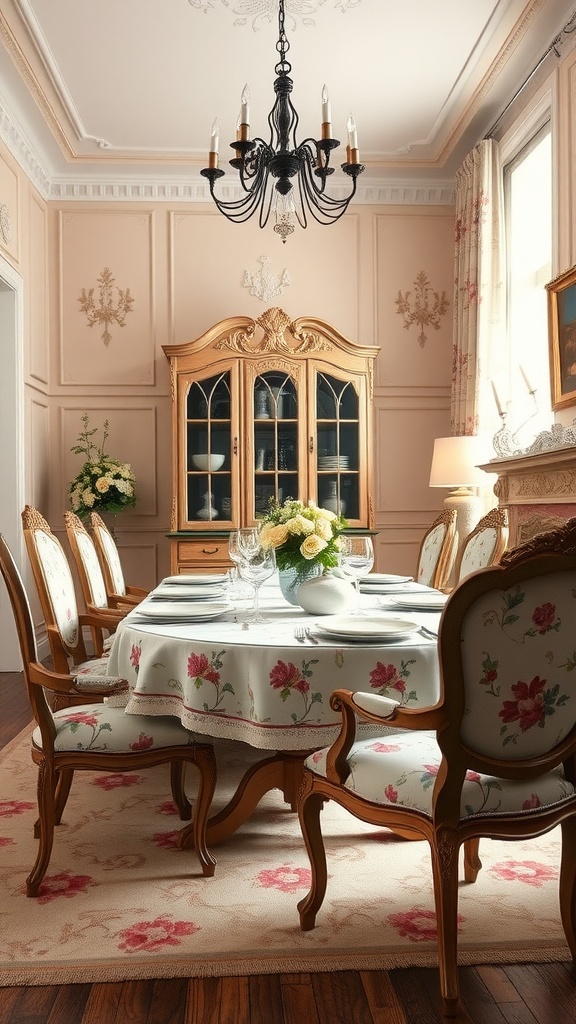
[{"xmin": 200, "ymin": 0, "xmax": 365, "ymax": 242}]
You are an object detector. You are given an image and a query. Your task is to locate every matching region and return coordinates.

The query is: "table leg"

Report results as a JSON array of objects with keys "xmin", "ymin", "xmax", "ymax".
[{"xmin": 179, "ymin": 750, "xmax": 308, "ymax": 848}]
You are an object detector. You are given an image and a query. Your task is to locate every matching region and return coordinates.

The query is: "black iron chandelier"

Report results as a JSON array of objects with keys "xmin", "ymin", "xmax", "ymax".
[{"xmin": 200, "ymin": 0, "xmax": 365, "ymax": 242}]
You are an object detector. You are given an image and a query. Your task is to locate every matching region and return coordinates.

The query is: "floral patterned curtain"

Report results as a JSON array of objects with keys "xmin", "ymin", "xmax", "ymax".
[{"xmin": 452, "ymin": 138, "xmax": 505, "ymax": 436}]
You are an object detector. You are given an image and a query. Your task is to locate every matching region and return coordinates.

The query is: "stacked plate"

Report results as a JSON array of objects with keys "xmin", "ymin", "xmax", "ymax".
[
  {"xmin": 312, "ymin": 615, "xmax": 420, "ymax": 644},
  {"xmin": 359, "ymin": 573, "xmax": 414, "ymax": 594},
  {"xmin": 388, "ymin": 592, "xmax": 448, "ymax": 612},
  {"xmin": 318, "ymin": 455, "xmax": 350, "ymax": 470},
  {"xmin": 133, "ymin": 602, "xmax": 231, "ymax": 623}
]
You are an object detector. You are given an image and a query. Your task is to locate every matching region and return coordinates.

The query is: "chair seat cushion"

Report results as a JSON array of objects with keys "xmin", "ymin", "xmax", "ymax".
[
  {"xmin": 72, "ymin": 655, "xmax": 127, "ymax": 692},
  {"xmin": 33, "ymin": 706, "xmax": 212, "ymax": 753},
  {"xmin": 305, "ymin": 729, "xmax": 575, "ymax": 818}
]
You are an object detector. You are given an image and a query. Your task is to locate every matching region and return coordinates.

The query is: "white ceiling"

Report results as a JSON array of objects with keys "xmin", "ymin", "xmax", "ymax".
[{"xmin": 0, "ymin": 0, "xmax": 574, "ymax": 198}]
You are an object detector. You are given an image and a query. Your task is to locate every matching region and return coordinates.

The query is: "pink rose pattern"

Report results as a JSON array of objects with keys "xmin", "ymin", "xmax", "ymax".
[
  {"xmin": 369, "ymin": 658, "xmax": 417, "ymax": 706},
  {"xmin": 130, "ymin": 641, "xmax": 141, "ymax": 674},
  {"xmin": 118, "ymin": 915, "xmax": 199, "ymax": 952},
  {"xmin": 478, "ymin": 591, "xmax": 571, "ymax": 747},
  {"xmin": 490, "ymin": 859, "xmax": 558, "ymax": 888},
  {"xmin": 388, "ymin": 908, "xmax": 465, "ymax": 943},
  {"xmin": 93, "ymin": 774, "xmax": 142, "ymax": 791},
  {"xmin": 256, "ymin": 865, "xmax": 311, "ymax": 894},
  {"xmin": 0, "ymin": 799, "xmax": 35, "ymax": 817},
  {"xmin": 187, "ymin": 649, "xmax": 233, "ymax": 712},
  {"xmin": 269, "ymin": 658, "xmax": 322, "ymax": 724},
  {"xmin": 34, "ymin": 871, "xmax": 95, "ymax": 905}
]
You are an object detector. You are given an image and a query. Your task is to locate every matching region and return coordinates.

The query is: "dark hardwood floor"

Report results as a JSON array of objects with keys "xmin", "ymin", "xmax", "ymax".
[{"xmin": 1, "ymin": 670, "xmax": 575, "ymax": 1024}]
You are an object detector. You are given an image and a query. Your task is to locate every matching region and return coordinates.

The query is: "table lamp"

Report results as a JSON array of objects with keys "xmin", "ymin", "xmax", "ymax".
[{"xmin": 429, "ymin": 436, "xmax": 487, "ymax": 554}]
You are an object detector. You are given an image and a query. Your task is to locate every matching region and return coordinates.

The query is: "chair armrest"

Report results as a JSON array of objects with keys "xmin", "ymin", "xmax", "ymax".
[
  {"xmin": 325, "ymin": 688, "xmax": 444, "ymax": 785},
  {"xmin": 29, "ymin": 661, "xmax": 128, "ymax": 698},
  {"xmin": 109, "ymin": 591, "xmax": 143, "ymax": 607},
  {"xmin": 125, "ymin": 585, "xmax": 148, "ymax": 599},
  {"xmin": 79, "ymin": 611, "xmax": 122, "ymax": 632}
]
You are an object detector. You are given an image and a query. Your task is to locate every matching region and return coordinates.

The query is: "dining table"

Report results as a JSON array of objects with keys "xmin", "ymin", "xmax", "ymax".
[{"xmin": 105, "ymin": 572, "xmax": 446, "ymax": 846}]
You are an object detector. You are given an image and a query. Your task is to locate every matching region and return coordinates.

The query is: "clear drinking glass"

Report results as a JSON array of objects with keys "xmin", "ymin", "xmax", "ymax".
[
  {"xmin": 340, "ymin": 535, "xmax": 374, "ymax": 612},
  {"xmin": 238, "ymin": 543, "xmax": 277, "ymax": 624},
  {"xmin": 228, "ymin": 527, "xmax": 261, "ymax": 565}
]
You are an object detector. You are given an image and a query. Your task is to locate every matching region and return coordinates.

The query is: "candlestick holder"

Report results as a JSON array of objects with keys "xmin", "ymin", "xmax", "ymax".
[{"xmin": 491, "ymin": 388, "xmax": 541, "ymax": 458}]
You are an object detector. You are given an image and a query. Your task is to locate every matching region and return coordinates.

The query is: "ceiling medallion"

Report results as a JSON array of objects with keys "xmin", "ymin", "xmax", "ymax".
[
  {"xmin": 199, "ymin": 0, "xmax": 364, "ymax": 241},
  {"xmin": 188, "ymin": 1, "xmax": 364, "ymax": 30}
]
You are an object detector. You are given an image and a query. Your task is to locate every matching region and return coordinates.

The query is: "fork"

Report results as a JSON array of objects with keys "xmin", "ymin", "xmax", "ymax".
[{"xmin": 294, "ymin": 627, "xmax": 308, "ymax": 643}]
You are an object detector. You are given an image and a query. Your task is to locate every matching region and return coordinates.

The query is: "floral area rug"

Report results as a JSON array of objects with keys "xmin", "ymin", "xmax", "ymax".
[{"xmin": 0, "ymin": 727, "xmax": 570, "ymax": 986}]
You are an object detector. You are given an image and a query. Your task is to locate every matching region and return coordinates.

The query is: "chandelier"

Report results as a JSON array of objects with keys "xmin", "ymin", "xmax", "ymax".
[{"xmin": 200, "ymin": 0, "xmax": 365, "ymax": 242}]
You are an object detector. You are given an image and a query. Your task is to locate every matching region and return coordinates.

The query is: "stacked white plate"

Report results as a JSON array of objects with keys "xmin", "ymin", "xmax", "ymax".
[
  {"xmin": 133, "ymin": 602, "xmax": 231, "ymax": 623},
  {"xmin": 360, "ymin": 573, "xmax": 414, "ymax": 594},
  {"xmin": 312, "ymin": 615, "xmax": 420, "ymax": 644},
  {"xmin": 318, "ymin": 455, "xmax": 350, "ymax": 470},
  {"xmin": 161, "ymin": 574, "xmax": 226, "ymax": 586},
  {"xmin": 388, "ymin": 592, "xmax": 448, "ymax": 612}
]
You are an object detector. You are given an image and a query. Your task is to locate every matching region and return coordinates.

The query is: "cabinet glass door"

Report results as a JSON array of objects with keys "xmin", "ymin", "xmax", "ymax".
[
  {"xmin": 185, "ymin": 371, "xmax": 232, "ymax": 524},
  {"xmin": 252, "ymin": 370, "xmax": 299, "ymax": 518},
  {"xmin": 316, "ymin": 371, "xmax": 360, "ymax": 520}
]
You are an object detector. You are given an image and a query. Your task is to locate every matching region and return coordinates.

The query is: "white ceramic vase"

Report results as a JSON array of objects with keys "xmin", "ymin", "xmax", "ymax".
[{"xmin": 296, "ymin": 570, "xmax": 356, "ymax": 615}]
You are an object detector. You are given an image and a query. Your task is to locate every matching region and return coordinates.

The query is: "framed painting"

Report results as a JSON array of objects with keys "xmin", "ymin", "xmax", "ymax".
[{"xmin": 547, "ymin": 264, "xmax": 576, "ymax": 410}]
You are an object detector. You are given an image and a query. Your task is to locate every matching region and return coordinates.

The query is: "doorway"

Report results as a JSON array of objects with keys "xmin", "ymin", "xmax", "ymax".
[{"xmin": 0, "ymin": 253, "xmax": 24, "ymax": 669}]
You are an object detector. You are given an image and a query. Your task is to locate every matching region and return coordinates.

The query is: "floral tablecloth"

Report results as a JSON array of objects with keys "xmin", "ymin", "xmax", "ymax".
[{"xmin": 106, "ymin": 583, "xmax": 442, "ymax": 751}]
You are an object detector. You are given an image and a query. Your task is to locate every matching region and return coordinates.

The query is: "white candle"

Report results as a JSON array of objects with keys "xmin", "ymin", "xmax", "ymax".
[
  {"xmin": 210, "ymin": 118, "xmax": 219, "ymax": 154},
  {"xmin": 321, "ymin": 84, "xmax": 331, "ymax": 124},
  {"xmin": 519, "ymin": 364, "xmax": 535, "ymax": 394},
  {"xmin": 240, "ymin": 84, "xmax": 250, "ymax": 125},
  {"xmin": 491, "ymin": 380, "xmax": 504, "ymax": 416},
  {"xmin": 347, "ymin": 114, "xmax": 358, "ymax": 150}
]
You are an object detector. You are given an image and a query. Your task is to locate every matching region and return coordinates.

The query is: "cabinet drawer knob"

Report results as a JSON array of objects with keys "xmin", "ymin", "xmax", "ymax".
[{"xmin": 202, "ymin": 547, "xmax": 219, "ymax": 555}]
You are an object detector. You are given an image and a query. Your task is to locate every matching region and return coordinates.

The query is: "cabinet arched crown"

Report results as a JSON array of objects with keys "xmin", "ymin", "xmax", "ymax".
[{"xmin": 163, "ymin": 309, "xmax": 379, "ymax": 574}]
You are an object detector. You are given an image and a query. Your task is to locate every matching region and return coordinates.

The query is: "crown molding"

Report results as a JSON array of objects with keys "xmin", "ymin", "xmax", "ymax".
[{"xmin": 0, "ymin": 96, "xmax": 455, "ymax": 206}]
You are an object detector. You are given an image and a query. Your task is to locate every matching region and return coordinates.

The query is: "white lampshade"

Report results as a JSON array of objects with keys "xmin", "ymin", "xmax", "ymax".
[{"xmin": 429, "ymin": 436, "xmax": 487, "ymax": 489}]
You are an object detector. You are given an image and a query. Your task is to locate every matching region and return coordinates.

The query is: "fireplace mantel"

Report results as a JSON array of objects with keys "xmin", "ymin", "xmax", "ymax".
[{"xmin": 479, "ymin": 446, "xmax": 576, "ymax": 546}]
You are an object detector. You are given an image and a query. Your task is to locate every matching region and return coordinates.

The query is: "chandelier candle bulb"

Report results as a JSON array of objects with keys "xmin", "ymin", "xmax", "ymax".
[
  {"xmin": 491, "ymin": 379, "xmax": 504, "ymax": 416},
  {"xmin": 520, "ymin": 364, "xmax": 536, "ymax": 395},
  {"xmin": 347, "ymin": 114, "xmax": 358, "ymax": 152},
  {"xmin": 321, "ymin": 84, "xmax": 332, "ymax": 138},
  {"xmin": 209, "ymin": 119, "xmax": 219, "ymax": 168},
  {"xmin": 240, "ymin": 84, "xmax": 250, "ymax": 126}
]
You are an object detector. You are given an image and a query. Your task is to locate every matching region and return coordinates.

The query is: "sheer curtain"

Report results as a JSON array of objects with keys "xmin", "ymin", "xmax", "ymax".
[{"xmin": 452, "ymin": 138, "xmax": 505, "ymax": 438}]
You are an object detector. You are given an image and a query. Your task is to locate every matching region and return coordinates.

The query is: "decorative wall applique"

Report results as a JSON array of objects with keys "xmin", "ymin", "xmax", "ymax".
[
  {"xmin": 243, "ymin": 255, "xmax": 291, "ymax": 304},
  {"xmin": 78, "ymin": 267, "xmax": 134, "ymax": 347},
  {"xmin": 395, "ymin": 270, "xmax": 449, "ymax": 348},
  {"xmin": 0, "ymin": 202, "xmax": 11, "ymax": 245}
]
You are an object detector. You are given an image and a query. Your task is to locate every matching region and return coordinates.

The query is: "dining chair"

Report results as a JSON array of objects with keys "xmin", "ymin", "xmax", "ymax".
[
  {"xmin": 89, "ymin": 511, "xmax": 148, "ymax": 608},
  {"xmin": 453, "ymin": 506, "xmax": 509, "ymax": 586},
  {"xmin": 297, "ymin": 518, "xmax": 576, "ymax": 1017},
  {"xmin": 0, "ymin": 532, "xmax": 216, "ymax": 895},
  {"xmin": 415, "ymin": 508, "xmax": 457, "ymax": 589},
  {"xmin": 22, "ymin": 505, "xmax": 127, "ymax": 709},
  {"xmin": 64, "ymin": 510, "xmax": 130, "ymax": 617}
]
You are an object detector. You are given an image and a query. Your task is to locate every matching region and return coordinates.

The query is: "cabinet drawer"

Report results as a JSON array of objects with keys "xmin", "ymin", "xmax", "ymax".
[{"xmin": 176, "ymin": 539, "xmax": 231, "ymax": 567}]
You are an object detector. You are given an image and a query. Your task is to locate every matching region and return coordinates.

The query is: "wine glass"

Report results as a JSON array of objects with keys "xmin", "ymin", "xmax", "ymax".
[
  {"xmin": 237, "ymin": 543, "xmax": 277, "ymax": 624},
  {"xmin": 340, "ymin": 535, "xmax": 374, "ymax": 613},
  {"xmin": 228, "ymin": 527, "xmax": 261, "ymax": 566}
]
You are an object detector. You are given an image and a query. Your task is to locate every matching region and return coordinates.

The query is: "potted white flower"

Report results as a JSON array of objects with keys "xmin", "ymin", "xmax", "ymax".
[{"xmin": 69, "ymin": 414, "xmax": 136, "ymax": 523}]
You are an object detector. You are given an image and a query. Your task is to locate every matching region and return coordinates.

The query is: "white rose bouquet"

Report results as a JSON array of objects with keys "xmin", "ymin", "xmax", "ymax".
[
  {"xmin": 68, "ymin": 413, "xmax": 136, "ymax": 521},
  {"xmin": 258, "ymin": 498, "xmax": 347, "ymax": 582}
]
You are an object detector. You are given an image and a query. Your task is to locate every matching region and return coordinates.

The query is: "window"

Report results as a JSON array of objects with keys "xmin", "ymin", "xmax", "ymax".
[{"xmin": 502, "ymin": 122, "xmax": 552, "ymax": 437}]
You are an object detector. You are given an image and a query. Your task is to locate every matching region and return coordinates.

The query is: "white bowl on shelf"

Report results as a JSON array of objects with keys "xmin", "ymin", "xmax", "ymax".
[{"xmin": 192, "ymin": 453, "xmax": 225, "ymax": 471}]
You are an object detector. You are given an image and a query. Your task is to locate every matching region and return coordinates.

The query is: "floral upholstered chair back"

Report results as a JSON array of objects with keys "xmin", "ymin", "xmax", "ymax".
[
  {"xmin": 439, "ymin": 524, "xmax": 576, "ymax": 776},
  {"xmin": 64, "ymin": 510, "xmax": 108, "ymax": 610},
  {"xmin": 22, "ymin": 506, "xmax": 81, "ymax": 651},
  {"xmin": 455, "ymin": 507, "xmax": 508, "ymax": 586},
  {"xmin": 416, "ymin": 508, "xmax": 457, "ymax": 589},
  {"xmin": 90, "ymin": 512, "xmax": 126, "ymax": 597}
]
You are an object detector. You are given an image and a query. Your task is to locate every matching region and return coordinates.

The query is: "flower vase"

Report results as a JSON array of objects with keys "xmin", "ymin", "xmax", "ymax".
[
  {"xmin": 296, "ymin": 570, "xmax": 356, "ymax": 615},
  {"xmin": 278, "ymin": 565, "xmax": 321, "ymax": 606}
]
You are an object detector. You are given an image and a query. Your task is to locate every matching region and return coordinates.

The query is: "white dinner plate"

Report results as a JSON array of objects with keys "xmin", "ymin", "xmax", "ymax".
[
  {"xmin": 313, "ymin": 615, "xmax": 420, "ymax": 642},
  {"xmin": 153, "ymin": 584, "xmax": 226, "ymax": 600},
  {"xmin": 133, "ymin": 602, "xmax": 231, "ymax": 622},
  {"xmin": 360, "ymin": 573, "xmax": 414, "ymax": 585},
  {"xmin": 388, "ymin": 593, "xmax": 448, "ymax": 611},
  {"xmin": 161, "ymin": 574, "xmax": 227, "ymax": 586}
]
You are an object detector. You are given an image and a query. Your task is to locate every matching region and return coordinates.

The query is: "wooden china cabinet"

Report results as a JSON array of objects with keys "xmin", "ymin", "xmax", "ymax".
[{"xmin": 163, "ymin": 307, "xmax": 380, "ymax": 575}]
